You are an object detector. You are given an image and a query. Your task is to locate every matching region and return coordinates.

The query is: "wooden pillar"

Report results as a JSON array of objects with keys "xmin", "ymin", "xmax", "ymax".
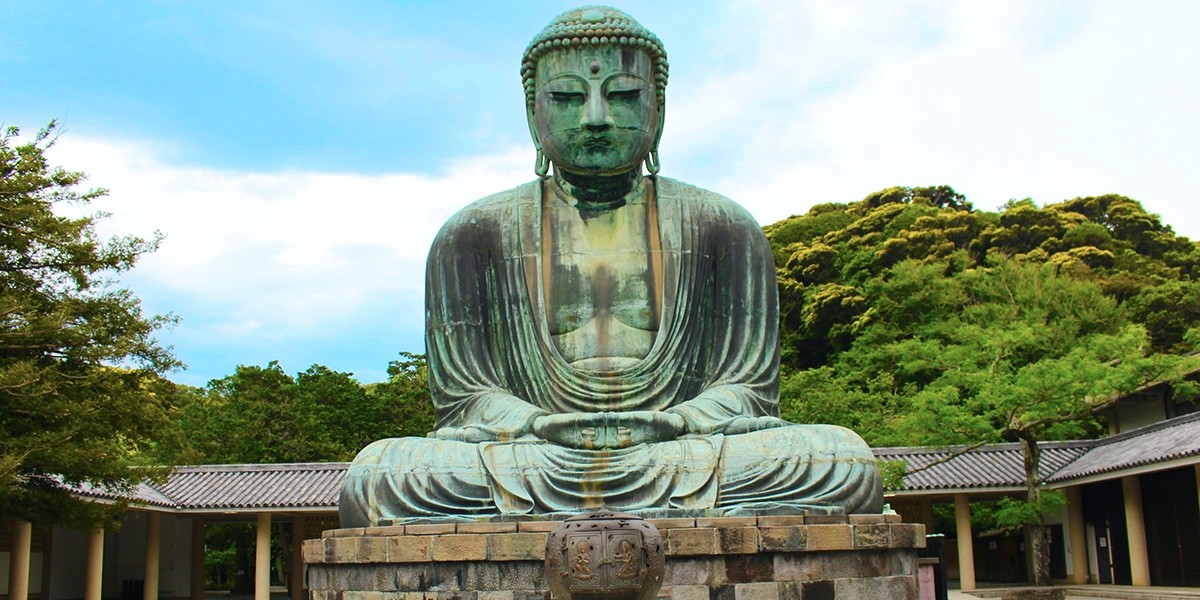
[
  {"xmin": 191, "ymin": 518, "xmax": 205, "ymax": 600},
  {"xmin": 290, "ymin": 515, "xmax": 306, "ymax": 600},
  {"xmin": 255, "ymin": 513, "xmax": 271, "ymax": 600},
  {"xmin": 1122, "ymin": 475, "xmax": 1150, "ymax": 586},
  {"xmin": 8, "ymin": 520, "xmax": 32, "ymax": 600},
  {"xmin": 954, "ymin": 493, "xmax": 976, "ymax": 591},
  {"xmin": 1065, "ymin": 486, "xmax": 1088, "ymax": 584},
  {"xmin": 85, "ymin": 527, "xmax": 105, "ymax": 600},
  {"xmin": 144, "ymin": 512, "xmax": 161, "ymax": 600}
]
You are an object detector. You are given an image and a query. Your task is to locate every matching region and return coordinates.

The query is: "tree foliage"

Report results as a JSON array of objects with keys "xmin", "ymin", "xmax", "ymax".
[
  {"xmin": 178, "ymin": 354, "xmax": 433, "ymax": 464},
  {"xmin": 0, "ymin": 122, "xmax": 181, "ymax": 527},
  {"xmin": 766, "ymin": 186, "xmax": 1200, "ymax": 371},
  {"xmin": 768, "ymin": 185, "xmax": 1200, "ymax": 585}
]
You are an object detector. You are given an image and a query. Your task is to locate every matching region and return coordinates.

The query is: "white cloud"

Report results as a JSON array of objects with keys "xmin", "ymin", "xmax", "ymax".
[
  {"xmin": 52, "ymin": 136, "xmax": 531, "ymax": 340},
  {"xmin": 665, "ymin": 0, "xmax": 1200, "ymax": 237}
]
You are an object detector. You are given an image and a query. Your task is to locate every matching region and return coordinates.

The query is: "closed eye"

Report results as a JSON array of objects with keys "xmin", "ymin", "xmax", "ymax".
[
  {"xmin": 607, "ymin": 89, "xmax": 641, "ymax": 101},
  {"xmin": 549, "ymin": 91, "xmax": 585, "ymax": 102}
]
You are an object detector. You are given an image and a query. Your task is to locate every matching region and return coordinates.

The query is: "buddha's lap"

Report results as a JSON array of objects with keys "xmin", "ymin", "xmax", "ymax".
[
  {"xmin": 339, "ymin": 423, "xmax": 882, "ymax": 525},
  {"xmin": 346, "ymin": 422, "xmax": 875, "ymax": 479}
]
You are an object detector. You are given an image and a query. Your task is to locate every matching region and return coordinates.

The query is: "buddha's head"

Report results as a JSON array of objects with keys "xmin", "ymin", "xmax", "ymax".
[{"xmin": 522, "ymin": 6, "xmax": 668, "ymax": 177}]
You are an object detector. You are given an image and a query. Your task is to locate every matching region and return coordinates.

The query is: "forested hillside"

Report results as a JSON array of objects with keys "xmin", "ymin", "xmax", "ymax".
[
  {"xmin": 764, "ymin": 186, "xmax": 1200, "ymax": 583},
  {"xmin": 769, "ymin": 186, "xmax": 1200, "ymax": 448}
]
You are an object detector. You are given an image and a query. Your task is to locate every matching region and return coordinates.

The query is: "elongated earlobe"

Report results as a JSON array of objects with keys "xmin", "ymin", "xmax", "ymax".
[{"xmin": 645, "ymin": 150, "xmax": 660, "ymax": 174}]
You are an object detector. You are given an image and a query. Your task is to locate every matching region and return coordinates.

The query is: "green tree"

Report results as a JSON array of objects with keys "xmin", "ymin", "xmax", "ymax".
[
  {"xmin": 0, "ymin": 122, "xmax": 181, "ymax": 527},
  {"xmin": 180, "ymin": 354, "xmax": 434, "ymax": 465},
  {"xmin": 766, "ymin": 187, "xmax": 1200, "ymax": 370},
  {"xmin": 782, "ymin": 254, "xmax": 1192, "ymax": 585},
  {"xmin": 366, "ymin": 352, "xmax": 435, "ymax": 439},
  {"xmin": 179, "ymin": 356, "xmax": 433, "ymax": 593},
  {"xmin": 182, "ymin": 362, "xmax": 311, "ymax": 463}
]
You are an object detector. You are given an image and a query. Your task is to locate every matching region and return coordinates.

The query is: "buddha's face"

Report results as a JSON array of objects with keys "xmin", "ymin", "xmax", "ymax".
[{"xmin": 532, "ymin": 46, "xmax": 660, "ymax": 176}]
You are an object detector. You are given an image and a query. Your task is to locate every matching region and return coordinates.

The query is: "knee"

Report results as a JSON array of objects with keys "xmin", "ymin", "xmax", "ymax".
[
  {"xmin": 348, "ymin": 437, "xmax": 397, "ymax": 467},
  {"xmin": 347, "ymin": 436, "xmax": 486, "ymax": 475},
  {"xmin": 729, "ymin": 424, "xmax": 875, "ymax": 460}
]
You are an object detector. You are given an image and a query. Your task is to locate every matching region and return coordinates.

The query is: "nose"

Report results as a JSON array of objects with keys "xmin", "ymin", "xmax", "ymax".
[{"xmin": 584, "ymin": 87, "xmax": 612, "ymax": 130}]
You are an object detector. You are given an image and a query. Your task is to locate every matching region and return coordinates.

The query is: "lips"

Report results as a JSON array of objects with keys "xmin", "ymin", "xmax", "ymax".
[{"xmin": 579, "ymin": 134, "xmax": 613, "ymax": 149}]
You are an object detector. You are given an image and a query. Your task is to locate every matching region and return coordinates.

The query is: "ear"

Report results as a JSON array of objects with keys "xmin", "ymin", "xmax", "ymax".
[
  {"xmin": 646, "ymin": 99, "xmax": 665, "ymax": 174},
  {"xmin": 526, "ymin": 102, "xmax": 542, "ymax": 153},
  {"xmin": 527, "ymin": 102, "xmax": 549, "ymax": 177},
  {"xmin": 652, "ymin": 99, "xmax": 665, "ymax": 153}
]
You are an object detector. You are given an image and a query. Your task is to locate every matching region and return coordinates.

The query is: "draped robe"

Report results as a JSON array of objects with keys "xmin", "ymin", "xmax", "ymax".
[{"xmin": 338, "ymin": 177, "xmax": 882, "ymax": 526}]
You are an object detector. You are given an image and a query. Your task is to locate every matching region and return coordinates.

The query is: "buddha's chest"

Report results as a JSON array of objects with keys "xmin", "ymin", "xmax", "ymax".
[{"xmin": 543, "ymin": 202, "xmax": 660, "ymax": 368}]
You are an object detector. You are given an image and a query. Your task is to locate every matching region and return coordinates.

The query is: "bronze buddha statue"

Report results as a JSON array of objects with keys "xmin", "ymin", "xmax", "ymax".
[{"xmin": 339, "ymin": 6, "xmax": 882, "ymax": 526}]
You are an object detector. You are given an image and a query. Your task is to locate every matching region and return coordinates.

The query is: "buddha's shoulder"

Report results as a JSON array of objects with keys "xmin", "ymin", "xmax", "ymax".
[
  {"xmin": 434, "ymin": 180, "xmax": 540, "ymax": 236},
  {"xmin": 456, "ymin": 180, "xmax": 540, "ymax": 217},
  {"xmin": 655, "ymin": 177, "xmax": 762, "ymax": 230}
]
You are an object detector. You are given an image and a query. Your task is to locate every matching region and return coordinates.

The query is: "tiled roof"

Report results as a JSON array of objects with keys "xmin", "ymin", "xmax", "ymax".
[
  {"xmin": 64, "ymin": 463, "xmax": 348, "ymax": 512},
  {"xmin": 69, "ymin": 480, "xmax": 178, "ymax": 508},
  {"xmin": 156, "ymin": 463, "xmax": 348, "ymax": 510},
  {"xmin": 1048, "ymin": 411, "xmax": 1200, "ymax": 482},
  {"xmin": 875, "ymin": 441, "xmax": 1093, "ymax": 492}
]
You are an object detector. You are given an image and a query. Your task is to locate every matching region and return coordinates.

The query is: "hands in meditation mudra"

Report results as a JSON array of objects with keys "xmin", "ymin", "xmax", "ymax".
[{"xmin": 339, "ymin": 6, "xmax": 883, "ymax": 526}]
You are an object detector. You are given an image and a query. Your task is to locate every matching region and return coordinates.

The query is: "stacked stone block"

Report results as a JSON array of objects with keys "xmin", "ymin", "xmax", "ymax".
[{"xmin": 305, "ymin": 515, "xmax": 925, "ymax": 600}]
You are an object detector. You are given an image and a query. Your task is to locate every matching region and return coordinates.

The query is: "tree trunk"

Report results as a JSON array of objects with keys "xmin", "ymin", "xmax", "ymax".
[{"xmin": 1018, "ymin": 432, "xmax": 1052, "ymax": 586}]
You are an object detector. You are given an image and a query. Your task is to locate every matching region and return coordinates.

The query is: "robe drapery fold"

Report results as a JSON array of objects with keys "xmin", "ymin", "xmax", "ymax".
[
  {"xmin": 426, "ymin": 177, "xmax": 779, "ymax": 429},
  {"xmin": 338, "ymin": 177, "xmax": 883, "ymax": 526}
]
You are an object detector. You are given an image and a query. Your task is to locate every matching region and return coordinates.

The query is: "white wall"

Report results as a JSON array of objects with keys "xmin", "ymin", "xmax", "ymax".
[
  {"xmin": 1115, "ymin": 395, "xmax": 1166, "ymax": 432},
  {"xmin": 96, "ymin": 512, "xmax": 194, "ymax": 600}
]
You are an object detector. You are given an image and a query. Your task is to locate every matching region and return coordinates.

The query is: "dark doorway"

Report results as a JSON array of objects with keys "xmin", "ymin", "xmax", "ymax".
[
  {"xmin": 1048, "ymin": 524, "xmax": 1067, "ymax": 580},
  {"xmin": 1082, "ymin": 479, "xmax": 1132, "ymax": 585},
  {"xmin": 1141, "ymin": 468, "xmax": 1200, "ymax": 585}
]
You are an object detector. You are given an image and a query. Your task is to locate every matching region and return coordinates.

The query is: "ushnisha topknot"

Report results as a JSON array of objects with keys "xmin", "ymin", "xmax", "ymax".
[{"xmin": 521, "ymin": 5, "xmax": 669, "ymax": 109}]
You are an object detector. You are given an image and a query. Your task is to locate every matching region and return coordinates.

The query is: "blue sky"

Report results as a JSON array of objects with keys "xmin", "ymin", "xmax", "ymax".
[{"xmin": 6, "ymin": 1, "xmax": 1200, "ymax": 386}]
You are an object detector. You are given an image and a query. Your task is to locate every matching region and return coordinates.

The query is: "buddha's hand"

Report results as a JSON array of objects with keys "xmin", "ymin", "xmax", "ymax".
[
  {"xmin": 433, "ymin": 426, "xmax": 499, "ymax": 443},
  {"xmin": 721, "ymin": 416, "xmax": 789, "ymax": 435},
  {"xmin": 608, "ymin": 411, "xmax": 687, "ymax": 446},
  {"xmin": 532, "ymin": 411, "xmax": 686, "ymax": 449}
]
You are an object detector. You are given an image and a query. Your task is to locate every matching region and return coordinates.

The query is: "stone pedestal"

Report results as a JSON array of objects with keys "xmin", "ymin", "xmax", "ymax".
[{"xmin": 305, "ymin": 515, "xmax": 925, "ymax": 600}]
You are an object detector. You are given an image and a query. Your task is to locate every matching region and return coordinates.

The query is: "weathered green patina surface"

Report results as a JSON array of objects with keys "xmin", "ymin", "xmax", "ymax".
[{"xmin": 339, "ymin": 6, "xmax": 883, "ymax": 526}]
